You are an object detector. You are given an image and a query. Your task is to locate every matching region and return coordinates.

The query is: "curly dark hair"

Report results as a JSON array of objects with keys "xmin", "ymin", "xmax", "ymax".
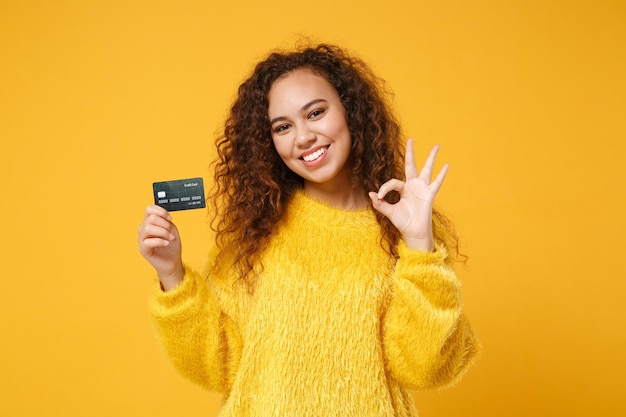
[{"xmin": 211, "ymin": 43, "xmax": 460, "ymax": 284}]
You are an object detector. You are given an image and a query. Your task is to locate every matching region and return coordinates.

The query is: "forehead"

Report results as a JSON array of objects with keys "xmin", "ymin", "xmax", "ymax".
[{"xmin": 267, "ymin": 68, "xmax": 339, "ymax": 114}]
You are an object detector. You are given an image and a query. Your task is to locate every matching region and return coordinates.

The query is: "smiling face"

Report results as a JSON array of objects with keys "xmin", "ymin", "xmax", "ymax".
[{"xmin": 268, "ymin": 68, "xmax": 353, "ymax": 199}]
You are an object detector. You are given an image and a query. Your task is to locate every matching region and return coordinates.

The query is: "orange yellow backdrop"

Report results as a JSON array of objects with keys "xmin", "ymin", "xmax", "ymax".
[{"xmin": 1, "ymin": 0, "xmax": 624, "ymax": 416}]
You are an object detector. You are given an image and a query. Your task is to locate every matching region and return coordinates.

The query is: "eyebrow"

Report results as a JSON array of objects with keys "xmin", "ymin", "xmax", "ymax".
[{"xmin": 269, "ymin": 99, "xmax": 328, "ymax": 125}]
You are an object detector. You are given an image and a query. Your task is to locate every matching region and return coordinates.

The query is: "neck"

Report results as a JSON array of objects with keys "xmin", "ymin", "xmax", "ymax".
[{"xmin": 303, "ymin": 172, "xmax": 368, "ymax": 210}]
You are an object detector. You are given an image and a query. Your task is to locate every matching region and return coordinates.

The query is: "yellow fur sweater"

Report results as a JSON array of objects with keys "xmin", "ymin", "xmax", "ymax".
[{"xmin": 150, "ymin": 190, "xmax": 480, "ymax": 416}]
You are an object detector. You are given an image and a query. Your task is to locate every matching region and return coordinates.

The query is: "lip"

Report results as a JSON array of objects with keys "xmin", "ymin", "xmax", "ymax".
[
  {"xmin": 299, "ymin": 145, "xmax": 329, "ymax": 160},
  {"xmin": 299, "ymin": 145, "xmax": 329, "ymax": 167}
]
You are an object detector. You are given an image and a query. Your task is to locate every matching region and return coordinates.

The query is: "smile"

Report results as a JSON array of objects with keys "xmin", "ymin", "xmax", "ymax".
[{"xmin": 301, "ymin": 146, "xmax": 328, "ymax": 162}]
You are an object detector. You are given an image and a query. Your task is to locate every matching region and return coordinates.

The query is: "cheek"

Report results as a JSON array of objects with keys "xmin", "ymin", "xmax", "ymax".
[
  {"xmin": 272, "ymin": 138, "xmax": 290, "ymax": 159},
  {"xmin": 325, "ymin": 115, "xmax": 350, "ymax": 138}
]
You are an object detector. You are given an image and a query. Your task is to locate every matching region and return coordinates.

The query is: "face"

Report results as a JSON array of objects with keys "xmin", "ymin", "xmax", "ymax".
[{"xmin": 268, "ymin": 68, "xmax": 352, "ymax": 192}]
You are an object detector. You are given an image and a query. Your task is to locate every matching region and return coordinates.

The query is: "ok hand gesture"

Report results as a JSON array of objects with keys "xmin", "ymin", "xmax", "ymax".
[{"xmin": 369, "ymin": 139, "xmax": 448, "ymax": 251}]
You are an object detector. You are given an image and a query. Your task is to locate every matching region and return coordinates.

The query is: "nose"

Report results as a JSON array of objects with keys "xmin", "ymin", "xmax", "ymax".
[{"xmin": 294, "ymin": 122, "xmax": 316, "ymax": 148}]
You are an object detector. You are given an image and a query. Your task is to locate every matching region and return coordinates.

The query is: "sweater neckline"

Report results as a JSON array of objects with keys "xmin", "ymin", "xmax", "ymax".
[{"xmin": 288, "ymin": 189, "xmax": 378, "ymax": 230}]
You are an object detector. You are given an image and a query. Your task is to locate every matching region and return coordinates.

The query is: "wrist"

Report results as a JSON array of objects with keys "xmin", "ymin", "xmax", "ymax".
[
  {"xmin": 158, "ymin": 264, "xmax": 184, "ymax": 292},
  {"xmin": 404, "ymin": 236, "xmax": 435, "ymax": 252}
]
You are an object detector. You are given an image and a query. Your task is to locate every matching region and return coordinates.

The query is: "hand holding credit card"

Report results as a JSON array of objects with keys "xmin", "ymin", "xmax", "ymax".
[{"xmin": 152, "ymin": 177, "xmax": 206, "ymax": 211}]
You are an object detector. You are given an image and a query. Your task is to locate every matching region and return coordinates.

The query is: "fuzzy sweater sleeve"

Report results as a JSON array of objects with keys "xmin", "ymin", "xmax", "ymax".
[
  {"xmin": 383, "ymin": 241, "xmax": 480, "ymax": 390},
  {"xmin": 149, "ymin": 263, "xmax": 242, "ymax": 393}
]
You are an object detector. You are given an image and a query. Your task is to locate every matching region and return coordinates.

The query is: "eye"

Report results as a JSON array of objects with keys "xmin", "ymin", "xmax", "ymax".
[
  {"xmin": 273, "ymin": 123, "xmax": 291, "ymax": 134},
  {"xmin": 308, "ymin": 108, "xmax": 325, "ymax": 119}
]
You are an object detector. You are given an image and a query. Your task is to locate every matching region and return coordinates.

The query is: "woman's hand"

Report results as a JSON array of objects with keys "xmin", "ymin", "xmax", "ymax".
[
  {"xmin": 137, "ymin": 205, "xmax": 184, "ymax": 291},
  {"xmin": 369, "ymin": 139, "xmax": 448, "ymax": 251}
]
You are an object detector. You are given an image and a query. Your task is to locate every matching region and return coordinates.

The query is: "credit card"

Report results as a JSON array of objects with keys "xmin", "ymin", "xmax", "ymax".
[{"xmin": 152, "ymin": 177, "xmax": 206, "ymax": 211}]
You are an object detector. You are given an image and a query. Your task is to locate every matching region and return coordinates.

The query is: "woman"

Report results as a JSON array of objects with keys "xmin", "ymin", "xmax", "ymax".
[{"xmin": 138, "ymin": 43, "xmax": 480, "ymax": 416}]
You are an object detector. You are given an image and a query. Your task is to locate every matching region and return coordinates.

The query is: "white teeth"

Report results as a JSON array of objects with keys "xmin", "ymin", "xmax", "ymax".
[{"xmin": 302, "ymin": 147, "xmax": 326, "ymax": 162}]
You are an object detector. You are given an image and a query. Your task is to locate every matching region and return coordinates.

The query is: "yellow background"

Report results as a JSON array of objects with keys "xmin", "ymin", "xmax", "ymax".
[{"xmin": 1, "ymin": 0, "xmax": 624, "ymax": 416}]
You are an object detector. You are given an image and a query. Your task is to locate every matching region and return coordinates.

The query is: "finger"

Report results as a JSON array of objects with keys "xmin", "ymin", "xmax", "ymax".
[
  {"xmin": 429, "ymin": 163, "xmax": 449, "ymax": 195},
  {"xmin": 419, "ymin": 145, "xmax": 440, "ymax": 183},
  {"xmin": 140, "ymin": 222, "xmax": 176, "ymax": 241},
  {"xmin": 139, "ymin": 239, "xmax": 174, "ymax": 260},
  {"xmin": 143, "ymin": 212, "xmax": 175, "ymax": 232},
  {"xmin": 138, "ymin": 218, "xmax": 177, "ymax": 246},
  {"xmin": 405, "ymin": 139, "xmax": 419, "ymax": 180},
  {"xmin": 138, "ymin": 222, "xmax": 175, "ymax": 246},
  {"xmin": 145, "ymin": 205, "xmax": 172, "ymax": 221},
  {"xmin": 368, "ymin": 192, "xmax": 394, "ymax": 219},
  {"xmin": 140, "ymin": 237, "xmax": 172, "ymax": 251},
  {"xmin": 376, "ymin": 179, "xmax": 405, "ymax": 200}
]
